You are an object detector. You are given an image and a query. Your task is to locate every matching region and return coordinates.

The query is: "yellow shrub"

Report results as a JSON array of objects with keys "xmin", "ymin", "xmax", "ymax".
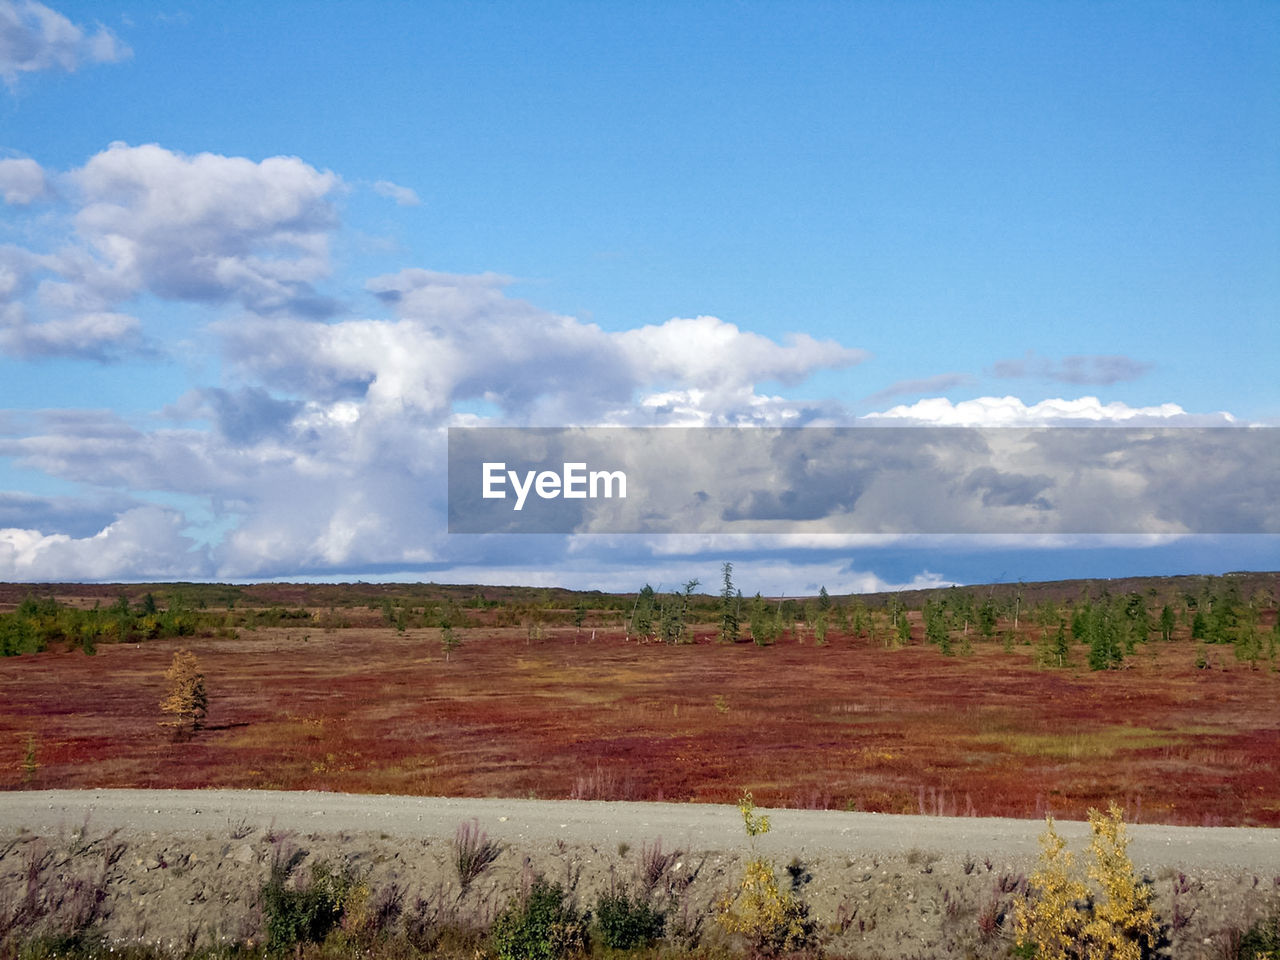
[
  {"xmin": 339, "ymin": 879, "xmax": 371, "ymax": 933},
  {"xmin": 739, "ymin": 790, "xmax": 771, "ymax": 837},
  {"xmin": 1082, "ymin": 802, "xmax": 1159, "ymax": 960},
  {"xmin": 1015, "ymin": 816, "xmax": 1089, "ymax": 960},
  {"xmin": 717, "ymin": 791, "xmax": 814, "ymax": 955},
  {"xmin": 716, "ymin": 856, "xmax": 812, "ymax": 956},
  {"xmin": 1016, "ymin": 803, "xmax": 1162, "ymax": 960}
]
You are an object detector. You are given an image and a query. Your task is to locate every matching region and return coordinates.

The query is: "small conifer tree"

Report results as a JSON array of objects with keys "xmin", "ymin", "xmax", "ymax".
[
  {"xmin": 720, "ymin": 562, "xmax": 739, "ymax": 643},
  {"xmin": 1052, "ymin": 619, "xmax": 1070, "ymax": 667},
  {"xmin": 159, "ymin": 649, "xmax": 208, "ymax": 735},
  {"xmin": 440, "ymin": 618, "xmax": 461, "ymax": 661}
]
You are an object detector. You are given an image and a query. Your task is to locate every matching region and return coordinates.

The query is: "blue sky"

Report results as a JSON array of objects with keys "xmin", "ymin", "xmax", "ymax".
[{"xmin": 0, "ymin": 0, "xmax": 1276, "ymax": 593}]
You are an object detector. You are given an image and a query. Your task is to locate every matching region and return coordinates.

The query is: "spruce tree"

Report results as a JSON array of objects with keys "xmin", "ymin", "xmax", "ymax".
[
  {"xmin": 749, "ymin": 593, "xmax": 770, "ymax": 646},
  {"xmin": 1052, "ymin": 620, "xmax": 1069, "ymax": 667},
  {"xmin": 720, "ymin": 563, "xmax": 739, "ymax": 643},
  {"xmin": 631, "ymin": 584, "xmax": 655, "ymax": 638}
]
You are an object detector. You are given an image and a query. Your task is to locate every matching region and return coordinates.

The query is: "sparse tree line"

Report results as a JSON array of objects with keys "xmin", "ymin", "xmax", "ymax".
[
  {"xmin": 0, "ymin": 592, "xmax": 214, "ymax": 657},
  {"xmin": 4, "ymin": 575, "xmax": 1277, "ymax": 673},
  {"xmin": 620, "ymin": 571, "xmax": 1279, "ymax": 672},
  {"xmin": 0, "ymin": 590, "xmax": 354, "ymax": 657}
]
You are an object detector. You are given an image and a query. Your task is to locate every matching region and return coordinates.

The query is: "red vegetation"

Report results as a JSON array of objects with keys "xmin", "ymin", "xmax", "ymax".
[{"xmin": 0, "ymin": 605, "xmax": 1277, "ymax": 826}]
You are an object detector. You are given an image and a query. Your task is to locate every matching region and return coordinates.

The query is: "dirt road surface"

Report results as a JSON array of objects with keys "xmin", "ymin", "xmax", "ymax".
[{"xmin": 2, "ymin": 789, "xmax": 1277, "ymax": 874}]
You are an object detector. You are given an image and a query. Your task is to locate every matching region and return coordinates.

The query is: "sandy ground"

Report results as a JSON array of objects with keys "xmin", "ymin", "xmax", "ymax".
[{"xmin": 2, "ymin": 790, "xmax": 1278, "ymax": 958}]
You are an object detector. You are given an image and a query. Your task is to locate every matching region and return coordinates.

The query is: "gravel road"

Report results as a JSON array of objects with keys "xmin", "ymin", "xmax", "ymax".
[{"xmin": 3, "ymin": 789, "xmax": 1277, "ymax": 874}]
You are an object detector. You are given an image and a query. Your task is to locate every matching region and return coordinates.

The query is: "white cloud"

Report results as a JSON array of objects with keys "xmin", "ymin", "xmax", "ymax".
[
  {"xmin": 619, "ymin": 386, "xmax": 846, "ymax": 427},
  {"xmin": 862, "ymin": 395, "xmax": 1235, "ymax": 425},
  {"xmin": 587, "ymin": 533, "xmax": 910, "ymax": 556},
  {"xmin": 623, "ymin": 531, "xmax": 1190, "ymax": 553},
  {"xmin": 1, "ymin": 145, "xmax": 1262, "ymax": 584},
  {"xmin": 0, "ymin": 308, "xmax": 141, "ymax": 359},
  {"xmin": 372, "ymin": 179, "xmax": 420, "ymax": 206},
  {"xmin": 0, "ymin": 260, "xmax": 870, "ymax": 576},
  {"xmin": 0, "ymin": 262, "xmax": 153, "ymax": 358},
  {"xmin": 0, "ymin": 400, "xmax": 454, "ymax": 577},
  {"xmin": 0, "ymin": 0, "xmax": 130, "ymax": 84},
  {"xmin": 0, "ymin": 489, "xmax": 135, "ymax": 537},
  {"xmin": 222, "ymin": 270, "xmax": 863, "ymax": 429},
  {"xmin": 0, "ymin": 144, "xmax": 345, "ymax": 359},
  {"xmin": 0, "ymin": 245, "xmax": 36, "ymax": 300},
  {"xmin": 0, "ymin": 156, "xmax": 47, "ymax": 203},
  {"xmin": 617, "ymin": 315, "xmax": 867, "ymax": 390},
  {"xmin": 3, "ymin": 389, "xmax": 1266, "ymax": 581},
  {"xmin": 7, "ymin": 244, "xmax": 1262, "ymax": 578},
  {"xmin": 0, "ymin": 506, "xmax": 206, "ymax": 579},
  {"xmin": 72, "ymin": 142, "xmax": 342, "ymax": 313}
]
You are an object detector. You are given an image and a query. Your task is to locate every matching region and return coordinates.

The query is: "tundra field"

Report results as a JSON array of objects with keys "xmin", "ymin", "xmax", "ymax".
[
  {"xmin": 2, "ymin": 574, "xmax": 1280, "ymax": 959},
  {"xmin": 0, "ymin": 574, "xmax": 1277, "ymax": 826}
]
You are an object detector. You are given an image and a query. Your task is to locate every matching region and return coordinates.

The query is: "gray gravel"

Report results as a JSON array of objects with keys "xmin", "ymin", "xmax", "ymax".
[{"xmin": 2, "ymin": 789, "xmax": 1277, "ymax": 874}]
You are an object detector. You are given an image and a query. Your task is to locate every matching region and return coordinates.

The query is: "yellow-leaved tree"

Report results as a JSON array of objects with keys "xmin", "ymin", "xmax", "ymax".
[
  {"xmin": 1015, "ymin": 816, "xmax": 1089, "ymax": 959},
  {"xmin": 1082, "ymin": 803, "xmax": 1160, "ymax": 960},
  {"xmin": 159, "ymin": 649, "xmax": 207, "ymax": 736},
  {"xmin": 715, "ymin": 791, "xmax": 814, "ymax": 956},
  {"xmin": 1016, "ymin": 802, "xmax": 1163, "ymax": 960}
]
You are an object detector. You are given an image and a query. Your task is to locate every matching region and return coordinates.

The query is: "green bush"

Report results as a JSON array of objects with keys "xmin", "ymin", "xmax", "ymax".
[
  {"xmin": 0, "ymin": 593, "xmax": 226, "ymax": 657},
  {"xmin": 490, "ymin": 878, "xmax": 588, "ymax": 960},
  {"xmin": 259, "ymin": 854, "xmax": 354, "ymax": 954},
  {"xmin": 1238, "ymin": 913, "xmax": 1280, "ymax": 960},
  {"xmin": 595, "ymin": 889, "xmax": 665, "ymax": 950}
]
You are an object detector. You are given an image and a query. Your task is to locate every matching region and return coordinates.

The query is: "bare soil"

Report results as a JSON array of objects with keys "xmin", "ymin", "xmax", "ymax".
[{"xmin": 1, "ymin": 791, "xmax": 1278, "ymax": 959}]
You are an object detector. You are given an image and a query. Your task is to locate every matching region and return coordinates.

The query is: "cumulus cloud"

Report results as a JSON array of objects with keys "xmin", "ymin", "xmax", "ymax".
[
  {"xmin": 0, "ymin": 489, "xmax": 135, "ymax": 538},
  {"xmin": 221, "ymin": 269, "xmax": 863, "ymax": 428},
  {"xmin": 0, "ymin": 395, "xmax": 453, "ymax": 578},
  {"xmin": 617, "ymin": 316, "xmax": 867, "ymax": 390},
  {"xmin": 0, "ymin": 258, "xmax": 868, "ymax": 577},
  {"xmin": 608, "ymin": 531, "xmax": 1192, "ymax": 555},
  {"xmin": 72, "ymin": 142, "xmax": 341, "ymax": 314},
  {"xmin": 0, "ymin": 156, "xmax": 47, "ymax": 203},
  {"xmin": 0, "ymin": 144, "xmax": 344, "ymax": 360},
  {"xmin": 372, "ymin": 179, "xmax": 420, "ymax": 206},
  {"xmin": 626, "ymin": 386, "xmax": 847, "ymax": 427},
  {"xmin": 0, "ymin": 0, "xmax": 130, "ymax": 84},
  {"xmin": 5, "ymin": 394, "xmax": 1268, "ymax": 582},
  {"xmin": 0, "ymin": 505, "xmax": 207, "ymax": 579},
  {"xmin": 6, "ymin": 240, "xmax": 1258, "ymax": 580},
  {"xmin": 990, "ymin": 350, "xmax": 1153, "ymax": 385},
  {"xmin": 0, "ymin": 245, "xmax": 38, "ymax": 302},
  {"xmin": 1, "ymin": 145, "xmax": 1259, "ymax": 585}
]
